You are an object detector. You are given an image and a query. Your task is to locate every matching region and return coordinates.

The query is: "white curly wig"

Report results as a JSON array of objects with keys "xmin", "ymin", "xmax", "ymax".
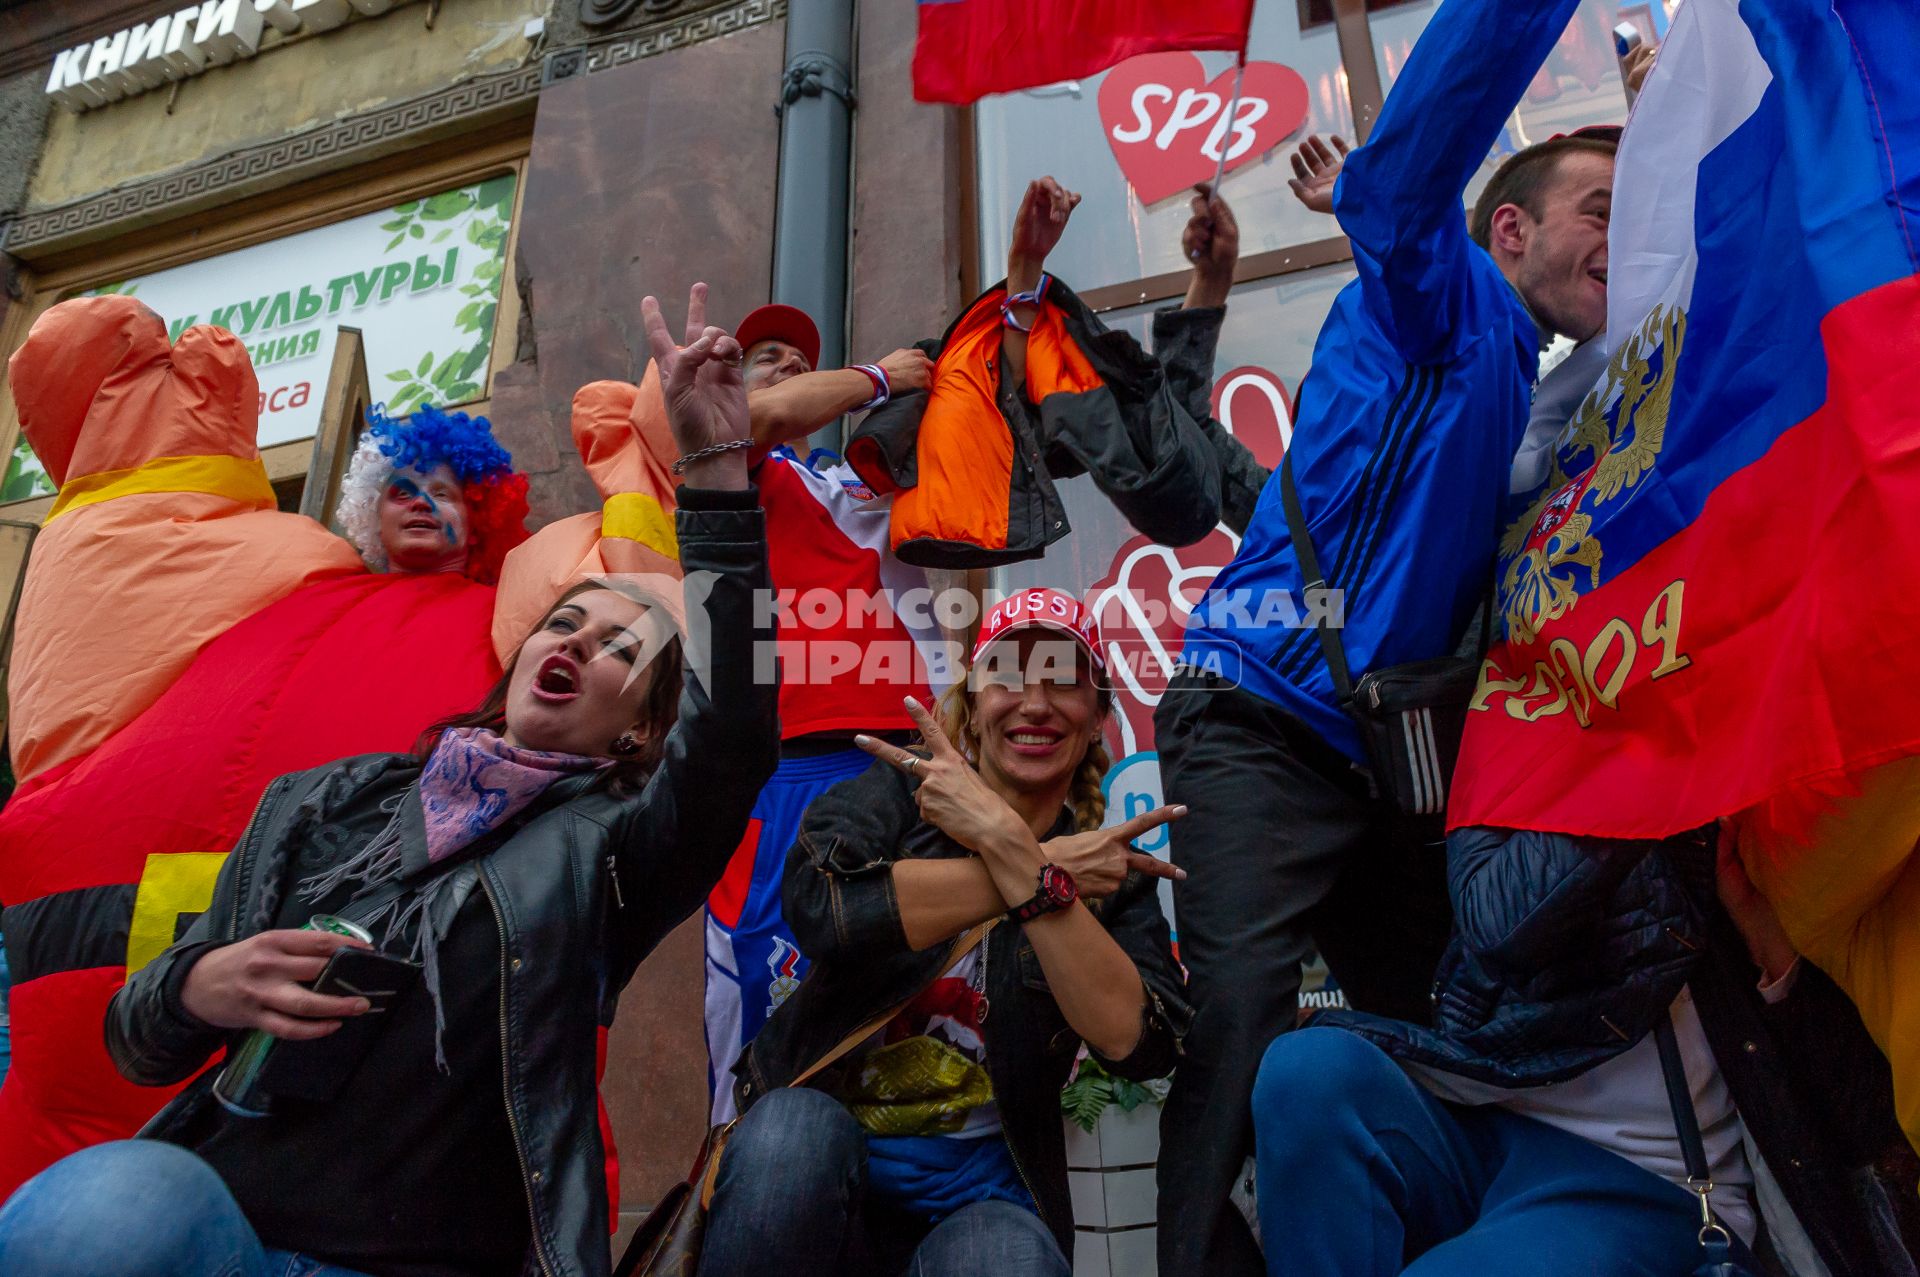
[{"xmin": 336, "ymin": 429, "xmax": 398, "ymax": 572}]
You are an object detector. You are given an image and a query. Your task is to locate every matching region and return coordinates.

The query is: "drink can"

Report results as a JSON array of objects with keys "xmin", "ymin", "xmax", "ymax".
[
  {"xmin": 211, "ymin": 915, "xmax": 372, "ymax": 1118},
  {"xmin": 305, "ymin": 915, "xmax": 373, "ymax": 945}
]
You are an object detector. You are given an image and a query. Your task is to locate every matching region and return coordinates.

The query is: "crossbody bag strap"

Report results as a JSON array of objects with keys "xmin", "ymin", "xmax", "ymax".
[
  {"xmin": 790, "ymin": 920, "xmax": 997, "ymax": 1088},
  {"xmin": 1278, "ymin": 453, "xmax": 1355, "ymax": 704},
  {"xmin": 698, "ymin": 920, "xmax": 1000, "ymax": 1209},
  {"xmin": 1653, "ymin": 1012, "xmax": 1738, "ymax": 1257}
]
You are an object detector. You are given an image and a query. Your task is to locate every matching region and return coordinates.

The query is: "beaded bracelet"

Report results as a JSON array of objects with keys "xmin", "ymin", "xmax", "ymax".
[
  {"xmin": 853, "ymin": 363, "xmax": 891, "ymax": 412},
  {"xmin": 1001, "ymin": 273, "xmax": 1053, "ymax": 333},
  {"xmin": 670, "ymin": 437, "xmax": 755, "ymax": 475}
]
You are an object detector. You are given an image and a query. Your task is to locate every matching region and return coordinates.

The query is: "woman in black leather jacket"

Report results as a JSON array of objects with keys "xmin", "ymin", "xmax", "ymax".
[
  {"xmin": 0, "ymin": 287, "xmax": 778, "ymax": 1277},
  {"xmin": 703, "ymin": 588, "xmax": 1192, "ymax": 1277}
]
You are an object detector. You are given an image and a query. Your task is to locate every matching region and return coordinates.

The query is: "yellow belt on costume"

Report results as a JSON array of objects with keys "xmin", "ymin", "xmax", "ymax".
[
  {"xmin": 44, "ymin": 454, "xmax": 277, "ymax": 525},
  {"xmin": 601, "ymin": 492, "xmax": 679, "ymax": 560}
]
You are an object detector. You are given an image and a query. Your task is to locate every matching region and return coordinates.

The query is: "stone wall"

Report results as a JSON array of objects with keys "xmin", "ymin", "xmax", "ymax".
[
  {"xmin": 23, "ymin": 0, "xmax": 544, "ymax": 212},
  {"xmin": 488, "ymin": 17, "xmax": 787, "ymax": 1208}
]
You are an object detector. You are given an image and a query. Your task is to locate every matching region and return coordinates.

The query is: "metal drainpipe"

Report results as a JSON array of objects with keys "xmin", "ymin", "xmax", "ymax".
[{"xmin": 772, "ymin": 0, "xmax": 857, "ymax": 454}]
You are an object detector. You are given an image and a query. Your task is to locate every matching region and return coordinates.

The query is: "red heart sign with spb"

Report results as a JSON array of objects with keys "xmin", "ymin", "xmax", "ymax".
[{"xmin": 1098, "ymin": 52, "xmax": 1311, "ymax": 205}]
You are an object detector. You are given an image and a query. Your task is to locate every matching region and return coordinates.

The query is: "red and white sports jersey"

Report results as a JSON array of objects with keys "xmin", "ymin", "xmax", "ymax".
[{"xmin": 757, "ymin": 449, "xmax": 948, "ymax": 738}]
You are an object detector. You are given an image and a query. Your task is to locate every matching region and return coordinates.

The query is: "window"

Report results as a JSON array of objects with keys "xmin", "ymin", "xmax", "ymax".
[
  {"xmin": 974, "ymin": 1, "xmax": 1360, "ymax": 294},
  {"xmin": 2, "ymin": 164, "xmax": 525, "ymax": 506},
  {"xmin": 1369, "ymin": 0, "xmax": 1637, "ymax": 212}
]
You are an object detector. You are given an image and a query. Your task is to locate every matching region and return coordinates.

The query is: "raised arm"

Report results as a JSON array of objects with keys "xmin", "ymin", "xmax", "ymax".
[
  {"xmin": 750, "ymin": 348, "xmax": 934, "ymax": 451},
  {"xmin": 1157, "ymin": 186, "xmax": 1271, "ymax": 535},
  {"xmin": 1002, "ymin": 177, "xmax": 1081, "ymax": 389},
  {"xmin": 1334, "ymin": 0, "xmax": 1584, "ymax": 363},
  {"xmin": 609, "ymin": 288, "xmax": 779, "ymax": 944}
]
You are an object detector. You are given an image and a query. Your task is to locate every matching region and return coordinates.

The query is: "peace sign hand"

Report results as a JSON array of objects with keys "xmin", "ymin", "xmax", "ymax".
[
  {"xmin": 856, "ymin": 697, "xmax": 1026, "ymax": 855},
  {"xmin": 1041, "ymin": 805, "xmax": 1188, "ymax": 899},
  {"xmin": 641, "ymin": 283, "xmax": 750, "ymax": 488}
]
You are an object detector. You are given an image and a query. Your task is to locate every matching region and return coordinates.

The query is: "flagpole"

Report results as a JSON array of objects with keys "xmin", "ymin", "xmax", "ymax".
[
  {"xmin": 1210, "ymin": 57, "xmax": 1248, "ymax": 195},
  {"xmin": 1209, "ymin": 5, "xmax": 1255, "ymax": 195}
]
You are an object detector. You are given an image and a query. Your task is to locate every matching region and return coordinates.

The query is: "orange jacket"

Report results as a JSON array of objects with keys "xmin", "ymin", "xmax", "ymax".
[{"xmin": 848, "ymin": 279, "xmax": 1221, "ymax": 568}]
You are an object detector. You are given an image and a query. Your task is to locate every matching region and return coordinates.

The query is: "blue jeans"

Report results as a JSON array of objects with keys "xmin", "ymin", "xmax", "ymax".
[
  {"xmin": 1252, "ymin": 1027, "xmax": 1724, "ymax": 1277},
  {"xmin": 0, "ymin": 1141, "xmax": 371, "ymax": 1277},
  {"xmin": 697, "ymin": 1088, "xmax": 1068, "ymax": 1277}
]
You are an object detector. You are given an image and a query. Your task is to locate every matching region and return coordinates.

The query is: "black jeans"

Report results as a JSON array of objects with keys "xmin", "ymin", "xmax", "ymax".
[
  {"xmin": 1153, "ymin": 671, "xmax": 1453, "ymax": 1277},
  {"xmin": 697, "ymin": 1089, "xmax": 1068, "ymax": 1277}
]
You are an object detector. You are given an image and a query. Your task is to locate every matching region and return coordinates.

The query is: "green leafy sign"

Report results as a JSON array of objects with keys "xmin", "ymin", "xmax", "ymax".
[{"xmin": 3, "ymin": 172, "xmax": 519, "ymax": 505}]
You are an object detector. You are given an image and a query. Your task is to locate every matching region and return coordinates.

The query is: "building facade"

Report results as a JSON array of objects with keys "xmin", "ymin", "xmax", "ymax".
[{"xmin": 0, "ymin": 0, "xmax": 1647, "ymax": 1257}]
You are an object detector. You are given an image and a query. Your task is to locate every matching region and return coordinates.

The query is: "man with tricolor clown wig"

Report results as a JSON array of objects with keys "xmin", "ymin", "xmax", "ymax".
[{"xmin": 334, "ymin": 403, "xmax": 531, "ymax": 582}]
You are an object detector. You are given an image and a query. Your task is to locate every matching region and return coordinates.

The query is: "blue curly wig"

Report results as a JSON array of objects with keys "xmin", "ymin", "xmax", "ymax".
[{"xmin": 364, "ymin": 402, "xmax": 514, "ymax": 484}]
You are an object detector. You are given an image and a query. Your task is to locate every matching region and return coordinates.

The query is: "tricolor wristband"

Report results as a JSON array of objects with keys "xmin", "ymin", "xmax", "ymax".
[
  {"xmin": 1001, "ymin": 273, "xmax": 1053, "ymax": 332},
  {"xmin": 854, "ymin": 363, "xmax": 890, "ymax": 412}
]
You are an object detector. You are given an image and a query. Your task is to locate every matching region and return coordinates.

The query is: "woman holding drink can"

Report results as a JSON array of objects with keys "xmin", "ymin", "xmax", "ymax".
[{"xmin": 0, "ymin": 284, "xmax": 778, "ymax": 1277}]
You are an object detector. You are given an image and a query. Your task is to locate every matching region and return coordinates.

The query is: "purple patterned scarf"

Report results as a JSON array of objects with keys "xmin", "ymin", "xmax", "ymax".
[{"xmin": 419, "ymin": 726, "xmax": 612, "ymax": 863}]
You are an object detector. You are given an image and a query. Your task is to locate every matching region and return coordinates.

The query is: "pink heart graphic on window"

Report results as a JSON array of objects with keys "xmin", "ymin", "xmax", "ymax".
[{"xmin": 1097, "ymin": 52, "xmax": 1312, "ymax": 205}]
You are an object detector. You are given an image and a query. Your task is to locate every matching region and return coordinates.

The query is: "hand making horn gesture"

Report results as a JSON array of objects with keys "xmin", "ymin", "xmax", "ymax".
[
  {"xmin": 858, "ymin": 697, "xmax": 1022, "ymax": 855},
  {"xmin": 641, "ymin": 282, "xmax": 750, "ymax": 489},
  {"xmin": 857, "ymin": 697, "xmax": 1190, "ymax": 899}
]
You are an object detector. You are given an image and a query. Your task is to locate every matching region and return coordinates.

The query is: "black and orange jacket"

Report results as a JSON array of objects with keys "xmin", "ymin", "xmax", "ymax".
[{"xmin": 846, "ymin": 278, "xmax": 1222, "ymax": 568}]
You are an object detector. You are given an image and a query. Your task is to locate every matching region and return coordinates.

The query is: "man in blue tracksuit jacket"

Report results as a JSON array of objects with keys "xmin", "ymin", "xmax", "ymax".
[{"xmin": 1153, "ymin": 2, "xmax": 1616, "ymax": 1272}]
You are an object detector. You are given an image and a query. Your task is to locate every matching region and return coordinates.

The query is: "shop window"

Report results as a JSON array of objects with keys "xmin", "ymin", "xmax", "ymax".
[
  {"xmin": 1296, "ymin": 0, "xmax": 1424, "ymax": 32},
  {"xmin": 1368, "ymin": 0, "xmax": 1640, "ymax": 211},
  {"xmin": 3, "ymin": 172, "xmax": 520, "ymax": 504},
  {"xmin": 974, "ymin": 2, "xmax": 1360, "ymax": 292}
]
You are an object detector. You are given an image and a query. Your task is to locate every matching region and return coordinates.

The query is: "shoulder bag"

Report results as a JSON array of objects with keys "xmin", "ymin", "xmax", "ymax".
[
  {"xmin": 614, "ymin": 921, "xmax": 997, "ymax": 1277},
  {"xmin": 1278, "ymin": 453, "xmax": 1489, "ymax": 827}
]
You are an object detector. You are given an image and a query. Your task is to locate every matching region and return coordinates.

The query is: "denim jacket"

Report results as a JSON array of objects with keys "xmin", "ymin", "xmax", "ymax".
[{"xmin": 734, "ymin": 762, "xmax": 1192, "ymax": 1259}]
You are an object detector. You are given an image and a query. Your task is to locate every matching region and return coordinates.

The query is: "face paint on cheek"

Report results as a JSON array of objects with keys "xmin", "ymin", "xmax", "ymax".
[{"xmin": 391, "ymin": 476, "xmax": 459, "ymax": 543}]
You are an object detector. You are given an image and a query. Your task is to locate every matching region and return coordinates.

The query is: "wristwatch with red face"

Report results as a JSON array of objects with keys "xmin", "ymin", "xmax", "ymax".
[{"xmin": 1008, "ymin": 863, "xmax": 1078, "ymax": 924}]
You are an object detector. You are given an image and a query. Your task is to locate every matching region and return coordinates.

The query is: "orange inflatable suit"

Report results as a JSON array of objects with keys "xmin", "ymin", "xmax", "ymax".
[{"xmin": 0, "ymin": 297, "xmax": 652, "ymax": 1195}]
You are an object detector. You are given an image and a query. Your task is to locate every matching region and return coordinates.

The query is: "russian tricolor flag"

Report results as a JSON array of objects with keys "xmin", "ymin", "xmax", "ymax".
[
  {"xmin": 912, "ymin": 0, "xmax": 1254, "ymax": 105},
  {"xmin": 1450, "ymin": 0, "xmax": 1920, "ymax": 839}
]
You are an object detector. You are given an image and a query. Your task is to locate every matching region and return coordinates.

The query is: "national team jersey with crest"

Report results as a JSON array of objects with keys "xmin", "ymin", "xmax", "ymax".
[
  {"xmin": 755, "ymin": 447, "xmax": 944, "ymax": 737},
  {"xmin": 704, "ymin": 448, "xmax": 951, "ymax": 1123}
]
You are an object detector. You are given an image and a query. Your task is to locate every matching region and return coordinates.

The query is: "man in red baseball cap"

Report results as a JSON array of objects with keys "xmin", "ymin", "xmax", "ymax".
[{"xmin": 731, "ymin": 302, "xmax": 932, "ymax": 444}]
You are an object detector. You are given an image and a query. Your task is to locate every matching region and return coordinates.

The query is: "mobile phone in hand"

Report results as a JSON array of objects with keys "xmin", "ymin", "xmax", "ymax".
[{"xmin": 253, "ymin": 945, "xmax": 422, "ymax": 1105}]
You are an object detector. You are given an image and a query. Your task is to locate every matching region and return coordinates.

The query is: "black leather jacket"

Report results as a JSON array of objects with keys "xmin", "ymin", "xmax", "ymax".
[
  {"xmin": 1152, "ymin": 304, "xmax": 1270, "ymax": 538},
  {"xmin": 733, "ymin": 762, "xmax": 1193, "ymax": 1260},
  {"xmin": 105, "ymin": 495, "xmax": 778, "ymax": 1277}
]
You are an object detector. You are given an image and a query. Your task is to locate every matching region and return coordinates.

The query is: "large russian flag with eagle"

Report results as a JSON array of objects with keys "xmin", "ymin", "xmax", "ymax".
[{"xmin": 1449, "ymin": 0, "xmax": 1920, "ymax": 837}]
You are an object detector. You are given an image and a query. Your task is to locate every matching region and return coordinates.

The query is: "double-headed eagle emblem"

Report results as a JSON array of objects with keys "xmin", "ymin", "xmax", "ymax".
[{"xmin": 1499, "ymin": 303, "xmax": 1687, "ymax": 644}]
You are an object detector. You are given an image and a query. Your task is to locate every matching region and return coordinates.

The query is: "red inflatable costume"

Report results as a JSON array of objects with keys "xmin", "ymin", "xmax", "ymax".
[{"xmin": 0, "ymin": 297, "xmax": 651, "ymax": 1197}]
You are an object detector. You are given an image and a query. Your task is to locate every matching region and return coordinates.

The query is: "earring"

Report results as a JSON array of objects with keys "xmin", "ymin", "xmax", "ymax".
[{"xmin": 610, "ymin": 733, "xmax": 641, "ymax": 757}]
